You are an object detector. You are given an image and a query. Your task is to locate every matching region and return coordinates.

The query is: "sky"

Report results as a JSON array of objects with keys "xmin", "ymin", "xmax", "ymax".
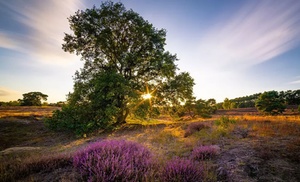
[{"xmin": 0, "ymin": 0, "xmax": 300, "ymax": 103}]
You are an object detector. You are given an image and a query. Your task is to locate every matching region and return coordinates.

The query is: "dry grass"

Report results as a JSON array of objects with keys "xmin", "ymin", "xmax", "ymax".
[{"xmin": 0, "ymin": 106, "xmax": 59, "ymax": 118}]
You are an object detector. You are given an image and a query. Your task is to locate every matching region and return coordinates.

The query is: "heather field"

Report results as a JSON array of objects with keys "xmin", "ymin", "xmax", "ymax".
[{"xmin": 0, "ymin": 106, "xmax": 300, "ymax": 181}]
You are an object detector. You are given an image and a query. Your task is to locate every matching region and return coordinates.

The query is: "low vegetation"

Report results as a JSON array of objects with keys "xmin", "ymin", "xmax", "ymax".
[
  {"xmin": 1, "ymin": 106, "xmax": 300, "ymax": 181},
  {"xmin": 73, "ymin": 140, "xmax": 154, "ymax": 181},
  {"xmin": 161, "ymin": 158, "xmax": 204, "ymax": 182}
]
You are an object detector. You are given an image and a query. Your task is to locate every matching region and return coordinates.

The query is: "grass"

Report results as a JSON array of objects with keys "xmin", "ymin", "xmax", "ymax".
[
  {"xmin": 0, "ymin": 106, "xmax": 59, "ymax": 118},
  {"xmin": 0, "ymin": 106, "xmax": 300, "ymax": 181}
]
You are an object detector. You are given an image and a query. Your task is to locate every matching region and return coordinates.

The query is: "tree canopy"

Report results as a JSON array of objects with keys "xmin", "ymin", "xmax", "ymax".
[
  {"xmin": 184, "ymin": 98, "xmax": 217, "ymax": 118},
  {"xmin": 218, "ymin": 89, "xmax": 300, "ymax": 109},
  {"xmin": 255, "ymin": 90, "xmax": 286, "ymax": 115},
  {"xmin": 19, "ymin": 92, "xmax": 48, "ymax": 106},
  {"xmin": 47, "ymin": 1, "xmax": 195, "ymax": 135}
]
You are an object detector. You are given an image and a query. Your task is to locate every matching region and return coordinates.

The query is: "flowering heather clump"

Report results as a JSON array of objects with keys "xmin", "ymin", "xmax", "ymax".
[
  {"xmin": 161, "ymin": 158, "xmax": 204, "ymax": 182},
  {"xmin": 73, "ymin": 140, "xmax": 154, "ymax": 182},
  {"xmin": 184, "ymin": 122, "xmax": 207, "ymax": 137},
  {"xmin": 190, "ymin": 145, "xmax": 219, "ymax": 161}
]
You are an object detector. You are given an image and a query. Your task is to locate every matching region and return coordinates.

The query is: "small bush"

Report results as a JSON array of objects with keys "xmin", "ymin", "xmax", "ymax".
[
  {"xmin": 161, "ymin": 158, "xmax": 204, "ymax": 182},
  {"xmin": 73, "ymin": 140, "xmax": 154, "ymax": 182},
  {"xmin": 184, "ymin": 122, "xmax": 208, "ymax": 137},
  {"xmin": 190, "ymin": 145, "xmax": 219, "ymax": 161},
  {"xmin": 45, "ymin": 104, "xmax": 98, "ymax": 135},
  {"xmin": 215, "ymin": 116, "xmax": 236, "ymax": 128}
]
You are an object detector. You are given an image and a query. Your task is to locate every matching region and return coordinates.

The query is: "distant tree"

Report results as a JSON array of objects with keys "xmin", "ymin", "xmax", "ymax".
[
  {"xmin": 56, "ymin": 101, "xmax": 66, "ymax": 107},
  {"xmin": 184, "ymin": 98, "xmax": 216, "ymax": 118},
  {"xmin": 206, "ymin": 98, "xmax": 217, "ymax": 114},
  {"xmin": 47, "ymin": 2, "xmax": 194, "ymax": 135},
  {"xmin": 0, "ymin": 100, "xmax": 20, "ymax": 106},
  {"xmin": 229, "ymin": 93, "xmax": 261, "ymax": 108},
  {"xmin": 9, "ymin": 100, "xmax": 20, "ymax": 106},
  {"xmin": 222, "ymin": 98, "xmax": 231, "ymax": 110},
  {"xmin": 184, "ymin": 98, "xmax": 197, "ymax": 118},
  {"xmin": 160, "ymin": 72, "xmax": 195, "ymax": 118},
  {"xmin": 195, "ymin": 99, "xmax": 208, "ymax": 117},
  {"xmin": 230, "ymin": 102, "xmax": 237, "ymax": 109},
  {"xmin": 216, "ymin": 102, "xmax": 223, "ymax": 109},
  {"xmin": 284, "ymin": 90, "xmax": 300, "ymax": 105},
  {"xmin": 19, "ymin": 92, "xmax": 48, "ymax": 106},
  {"xmin": 255, "ymin": 91, "xmax": 286, "ymax": 115}
]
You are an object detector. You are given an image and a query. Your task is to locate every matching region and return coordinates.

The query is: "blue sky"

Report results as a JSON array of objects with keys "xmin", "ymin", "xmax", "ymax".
[{"xmin": 0, "ymin": 0, "xmax": 300, "ymax": 103}]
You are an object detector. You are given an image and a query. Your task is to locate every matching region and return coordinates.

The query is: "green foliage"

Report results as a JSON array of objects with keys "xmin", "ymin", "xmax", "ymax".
[
  {"xmin": 195, "ymin": 99, "xmax": 210, "ymax": 118},
  {"xmin": 159, "ymin": 72, "xmax": 195, "ymax": 106},
  {"xmin": 133, "ymin": 102, "xmax": 151, "ymax": 120},
  {"xmin": 229, "ymin": 93, "xmax": 261, "ymax": 108},
  {"xmin": 55, "ymin": 101, "xmax": 66, "ymax": 107},
  {"xmin": 0, "ymin": 101, "xmax": 20, "ymax": 106},
  {"xmin": 19, "ymin": 92, "xmax": 48, "ymax": 106},
  {"xmin": 132, "ymin": 102, "xmax": 160, "ymax": 120},
  {"xmin": 280, "ymin": 90, "xmax": 300, "ymax": 105},
  {"xmin": 255, "ymin": 91, "xmax": 286, "ymax": 115},
  {"xmin": 298, "ymin": 105, "xmax": 300, "ymax": 113},
  {"xmin": 187, "ymin": 98, "xmax": 216, "ymax": 118},
  {"xmin": 159, "ymin": 72, "xmax": 195, "ymax": 118},
  {"xmin": 214, "ymin": 116, "xmax": 236, "ymax": 128},
  {"xmin": 167, "ymin": 105, "xmax": 186, "ymax": 119},
  {"xmin": 183, "ymin": 98, "xmax": 216, "ymax": 118},
  {"xmin": 47, "ymin": 1, "xmax": 194, "ymax": 134},
  {"xmin": 184, "ymin": 99, "xmax": 197, "ymax": 118},
  {"xmin": 222, "ymin": 98, "xmax": 231, "ymax": 110},
  {"xmin": 225, "ymin": 89, "xmax": 300, "ymax": 109},
  {"xmin": 46, "ymin": 71, "xmax": 130, "ymax": 135}
]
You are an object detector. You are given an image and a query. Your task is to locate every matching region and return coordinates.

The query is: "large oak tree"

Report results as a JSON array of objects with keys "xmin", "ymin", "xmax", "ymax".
[{"xmin": 48, "ymin": 1, "xmax": 194, "ymax": 134}]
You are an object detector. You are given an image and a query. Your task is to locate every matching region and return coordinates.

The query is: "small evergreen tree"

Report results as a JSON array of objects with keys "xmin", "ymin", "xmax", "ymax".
[{"xmin": 255, "ymin": 91, "xmax": 286, "ymax": 115}]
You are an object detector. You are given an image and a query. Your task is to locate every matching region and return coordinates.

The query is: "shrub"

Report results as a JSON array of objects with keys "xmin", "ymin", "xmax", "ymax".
[
  {"xmin": 184, "ymin": 122, "xmax": 208, "ymax": 137},
  {"xmin": 190, "ymin": 145, "xmax": 219, "ymax": 161},
  {"xmin": 168, "ymin": 105, "xmax": 186, "ymax": 118},
  {"xmin": 255, "ymin": 90, "xmax": 286, "ymax": 115},
  {"xmin": 215, "ymin": 116, "xmax": 236, "ymax": 128},
  {"xmin": 161, "ymin": 158, "xmax": 204, "ymax": 182},
  {"xmin": 73, "ymin": 140, "xmax": 154, "ymax": 182},
  {"xmin": 45, "ymin": 104, "xmax": 103, "ymax": 136},
  {"xmin": 298, "ymin": 105, "xmax": 300, "ymax": 113}
]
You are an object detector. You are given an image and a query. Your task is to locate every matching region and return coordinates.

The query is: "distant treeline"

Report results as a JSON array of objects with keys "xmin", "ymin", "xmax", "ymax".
[
  {"xmin": 218, "ymin": 89, "xmax": 300, "ymax": 109},
  {"xmin": 0, "ymin": 101, "xmax": 66, "ymax": 107}
]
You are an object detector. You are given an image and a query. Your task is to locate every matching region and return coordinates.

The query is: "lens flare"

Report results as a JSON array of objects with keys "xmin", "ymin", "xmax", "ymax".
[{"xmin": 142, "ymin": 93, "xmax": 152, "ymax": 100}]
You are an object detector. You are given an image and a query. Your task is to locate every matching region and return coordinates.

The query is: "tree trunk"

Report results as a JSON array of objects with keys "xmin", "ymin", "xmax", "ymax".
[{"xmin": 115, "ymin": 107, "xmax": 129, "ymax": 126}]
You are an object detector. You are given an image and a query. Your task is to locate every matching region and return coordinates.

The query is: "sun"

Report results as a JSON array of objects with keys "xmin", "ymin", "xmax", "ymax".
[{"xmin": 142, "ymin": 93, "xmax": 152, "ymax": 100}]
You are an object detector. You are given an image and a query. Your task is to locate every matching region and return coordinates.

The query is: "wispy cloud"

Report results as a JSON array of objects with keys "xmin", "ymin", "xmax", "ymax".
[
  {"xmin": 196, "ymin": 0, "xmax": 300, "ymax": 69},
  {"xmin": 0, "ymin": 32, "xmax": 20, "ymax": 50},
  {"xmin": 0, "ymin": 87, "xmax": 22, "ymax": 101},
  {"xmin": 0, "ymin": 0, "xmax": 84, "ymax": 64},
  {"xmin": 289, "ymin": 80, "xmax": 300, "ymax": 84},
  {"xmin": 288, "ymin": 76, "xmax": 300, "ymax": 85}
]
